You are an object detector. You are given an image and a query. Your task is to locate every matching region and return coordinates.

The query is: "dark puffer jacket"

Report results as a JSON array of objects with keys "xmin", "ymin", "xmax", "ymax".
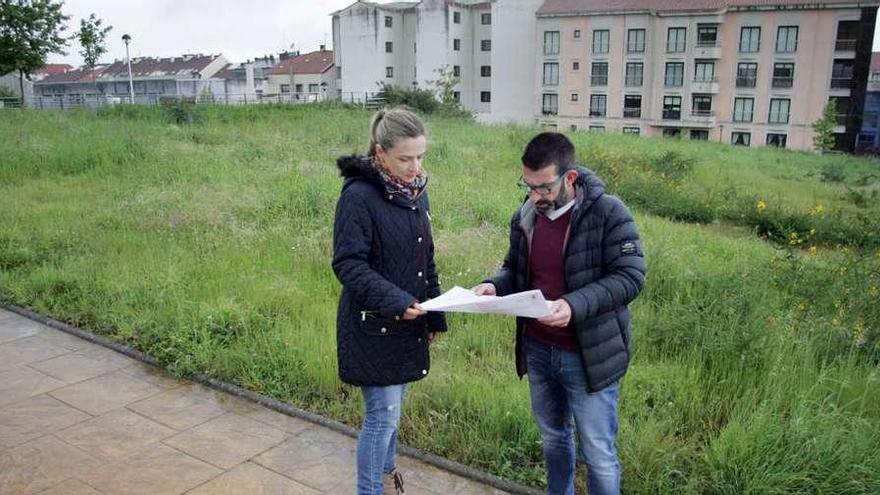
[
  {"xmin": 487, "ymin": 167, "xmax": 646, "ymax": 392},
  {"xmin": 332, "ymin": 155, "xmax": 447, "ymax": 387}
]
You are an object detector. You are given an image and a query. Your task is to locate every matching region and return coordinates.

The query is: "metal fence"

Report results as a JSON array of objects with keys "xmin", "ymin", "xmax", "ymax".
[{"xmin": 1, "ymin": 92, "xmax": 386, "ymax": 110}]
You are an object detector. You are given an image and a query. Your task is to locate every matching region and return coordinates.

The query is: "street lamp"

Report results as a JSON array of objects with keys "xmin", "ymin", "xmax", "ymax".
[{"xmin": 122, "ymin": 34, "xmax": 134, "ymax": 103}]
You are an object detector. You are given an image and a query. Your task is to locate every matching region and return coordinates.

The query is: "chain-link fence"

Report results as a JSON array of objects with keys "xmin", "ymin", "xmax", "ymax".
[{"xmin": 1, "ymin": 92, "xmax": 385, "ymax": 110}]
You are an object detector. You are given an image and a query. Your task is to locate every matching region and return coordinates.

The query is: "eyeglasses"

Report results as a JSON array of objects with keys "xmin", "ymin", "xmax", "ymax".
[{"xmin": 516, "ymin": 175, "xmax": 564, "ymax": 195}]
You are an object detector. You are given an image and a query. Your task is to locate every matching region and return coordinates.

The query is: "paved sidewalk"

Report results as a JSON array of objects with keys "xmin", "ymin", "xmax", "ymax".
[{"xmin": 0, "ymin": 308, "xmax": 513, "ymax": 495}]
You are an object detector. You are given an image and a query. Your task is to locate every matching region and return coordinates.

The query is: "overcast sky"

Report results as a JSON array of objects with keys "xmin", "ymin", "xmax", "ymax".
[
  {"xmin": 48, "ymin": 1, "xmax": 880, "ymax": 67},
  {"xmin": 48, "ymin": 0, "xmax": 356, "ymax": 66}
]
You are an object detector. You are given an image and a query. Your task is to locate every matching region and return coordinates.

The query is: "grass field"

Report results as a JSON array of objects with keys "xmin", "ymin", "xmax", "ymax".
[{"xmin": 1, "ymin": 103, "xmax": 878, "ymax": 493}]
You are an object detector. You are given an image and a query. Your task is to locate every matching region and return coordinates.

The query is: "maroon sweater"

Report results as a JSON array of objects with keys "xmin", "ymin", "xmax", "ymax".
[{"xmin": 525, "ymin": 209, "xmax": 579, "ymax": 351}]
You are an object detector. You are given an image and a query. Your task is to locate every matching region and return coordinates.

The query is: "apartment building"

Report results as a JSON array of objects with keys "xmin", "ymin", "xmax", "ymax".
[
  {"xmin": 263, "ymin": 48, "xmax": 336, "ymax": 100},
  {"xmin": 534, "ymin": 0, "xmax": 878, "ymax": 151},
  {"xmin": 857, "ymin": 51, "xmax": 880, "ymax": 151}
]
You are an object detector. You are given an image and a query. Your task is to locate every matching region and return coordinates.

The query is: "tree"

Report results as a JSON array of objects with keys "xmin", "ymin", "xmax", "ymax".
[
  {"xmin": 76, "ymin": 13, "xmax": 111, "ymax": 70},
  {"xmin": 0, "ymin": 0, "xmax": 69, "ymax": 107},
  {"xmin": 812, "ymin": 99, "xmax": 838, "ymax": 154},
  {"xmin": 427, "ymin": 65, "xmax": 469, "ymax": 117}
]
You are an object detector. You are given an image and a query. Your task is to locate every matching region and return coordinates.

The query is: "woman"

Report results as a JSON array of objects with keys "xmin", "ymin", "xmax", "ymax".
[{"xmin": 332, "ymin": 107, "xmax": 447, "ymax": 495}]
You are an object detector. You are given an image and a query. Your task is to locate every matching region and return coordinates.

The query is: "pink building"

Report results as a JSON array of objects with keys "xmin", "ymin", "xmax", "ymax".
[{"xmin": 534, "ymin": 0, "xmax": 879, "ymax": 151}]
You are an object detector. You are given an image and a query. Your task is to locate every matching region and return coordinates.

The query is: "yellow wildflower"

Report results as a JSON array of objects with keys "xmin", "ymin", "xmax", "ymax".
[
  {"xmin": 808, "ymin": 246, "xmax": 817, "ymax": 255},
  {"xmin": 756, "ymin": 200, "xmax": 767, "ymax": 211},
  {"xmin": 809, "ymin": 204, "xmax": 825, "ymax": 215}
]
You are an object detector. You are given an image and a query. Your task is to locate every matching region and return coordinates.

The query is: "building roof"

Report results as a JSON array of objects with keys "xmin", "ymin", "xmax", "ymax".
[
  {"xmin": 37, "ymin": 65, "xmax": 108, "ymax": 84},
  {"xmin": 36, "ymin": 64, "xmax": 74, "ymax": 76},
  {"xmin": 268, "ymin": 50, "xmax": 334, "ymax": 76},
  {"xmin": 872, "ymin": 52, "xmax": 880, "ymax": 72},
  {"xmin": 537, "ymin": 0, "xmax": 880, "ymax": 15},
  {"xmin": 96, "ymin": 54, "xmax": 223, "ymax": 79}
]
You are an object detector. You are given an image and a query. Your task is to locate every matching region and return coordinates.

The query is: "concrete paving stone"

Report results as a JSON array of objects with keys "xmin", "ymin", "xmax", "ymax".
[
  {"xmin": 253, "ymin": 427, "xmax": 357, "ymax": 491},
  {"xmin": 163, "ymin": 412, "xmax": 288, "ymax": 469},
  {"xmin": 33, "ymin": 329, "xmax": 100, "ymax": 352},
  {"xmin": 240, "ymin": 407, "xmax": 313, "ymax": 436},
  {"xmin": 185, "ymin": 461, "xmax": 319, "ymax": 495},
  {"xmin": 57, "ymin": 409, "xmax": 176, "ymax": 462},
  {"xmin": 397, "ymin": 457, "xmax": 515, "ymax": 495},
  {"xmin": 127, "ymin": 386, "xmax": 228, "ymax": 430},
  {"xmin": 79, "ymin": 443, "xmax": 221, "ymax": 495},
  {"xmin": 0, "ymin": 367, "xmax": 67, "ymax": 408},
  {"xmin": 49, "ymin": 371, "xmax": 163, "ymax": 415},
  {"xmin": 0, "ymin": 435, "xmax": 103, "ymax": 495},
  {"xmin": 0, "ymin": 315, "xmax": 42, "ymax": 344},
  {"xmin": 120, "ymin": 362, "xmax": 187, "ymax": 390},
  {"xmin": 0, "ymin": 336, "xmax": 72, "ymax": 372},
  {"xmin": 30, "ymin": 348, "xmax": 133, "ymax": 384},
  {"xmin": 0, "ymin": 395, "xmax": 92, "ymax": 448},
  {"xmin": 35, "ymin": 478, "xmax": 103, "ymax": 495}
]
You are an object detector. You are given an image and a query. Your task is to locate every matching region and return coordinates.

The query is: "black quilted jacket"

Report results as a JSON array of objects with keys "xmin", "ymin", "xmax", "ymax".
[
  {"xmin": 332, "ymin": 155, "xmax": 447, "ymax": 387},
  {"xmin": 487, "ymin": 167, "xmax": 646, "ymax": 392}
]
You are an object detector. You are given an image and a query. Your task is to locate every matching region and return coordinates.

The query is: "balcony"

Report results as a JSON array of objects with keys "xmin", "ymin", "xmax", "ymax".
[
  {"xmin": 623, "ymin": 108, "xmax": 642, "ymax": 118},
  {"xmin": 662, "ymin": 110, "xmax": 681, "ymax": 120},
  {"xmin": 692, "ymin": 77, "xmax": 719, "ymax": 93},
  {"xmin": 772, "ymin": 77, "xmax": 793, "ymax": 89},
  {"xmin": 736, "ymin": 76, "xmax": 757, "ymax": 88},
  {"xmin": 835, "ymin": 113, "xmax": 849, "ymax": 126},
  {"xmin": 591, "ymin": 75, "xmax": 608, "ymax": 86},
  {"xmin": 589, "ymin": 110, "xmax": 606, "ymax": 118},
  {"xmin": 624, "ymin": 78, "xmax": 643, "ymax": 87},
  {"xmin": 689, "ymin": 110, "xmax": 716, "ymax": 125},
  {"xmin": 834, "ymin": 39, "xmax": 857, "ymax": 52},
  {"xmin": 694, "ymin": 41, "xmax": 722, "ymax": 59},
  {"xmin": 830, "ymin": 77, "xmax": 852, "ymax": 89},
  {"xmin": 664, "ymin": 78, "xmax": 684, "ymax": 88}
]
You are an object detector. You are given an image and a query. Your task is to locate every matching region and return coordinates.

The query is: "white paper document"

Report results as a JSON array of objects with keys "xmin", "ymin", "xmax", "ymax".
[{"xmin": 421, "ymin": 286, "xmax": 553, "ymax": 318}]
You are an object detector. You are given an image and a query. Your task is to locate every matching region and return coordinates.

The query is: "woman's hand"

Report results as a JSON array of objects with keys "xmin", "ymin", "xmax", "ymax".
[
  {"xmin": 401, "ymin": 302, "xmax": 427, "ymax": 320},
  {"xmin": 471, "ymin": 283, "xmax": 496, "ymax": 296}
]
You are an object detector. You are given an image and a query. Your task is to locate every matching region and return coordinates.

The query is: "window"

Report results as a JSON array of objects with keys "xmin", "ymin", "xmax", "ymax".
[
  {"xmin": 733, "ymin": 97, "xmax": 754, "ymax": 122},
  {"xmin": 694, "ymin": 60, "xmax": 715, "ymax": 82},
  {"xmin": 591, "ymin": 62, "xmax": 608, "ymax": 86},
  {"xmin": 697, "ymin": 25, "xmax": 718, "ymax": 46},
  {"xmin": 574, "ymin": 29, "xmax": 581, "ymax": 39},
  {"xmin": 776, "ymin": 26, "xmax": 798, "ymax": 52},
  {"xmin": 481, "ymin": 13, "xmax": 491, "ymax": 25},
  {"xmin": 414, "ymin": 43, "xmax": 417, "ymax": 53},
  {"xmin": 295, "ymin": 83, "xmax": 303, "ymax": 93},
  {"xmin": 453, "ymin": 91, "xmax": 460, "ymax": 102},
  {"xmin": 732, "ymin": 132, "xmax": 751, "ymax": 146},
  {"xmin": 453, "ymin": 65, "xmax": 461, "ymax": 77},
  {"xmin": 623, "ymin": 127, "xmax": 640, "ymax": 135},
  {"xmin": 831, "ymin": 60, "xmax": 854, "ymax": 88},
  {"xmin": 572, "ymin": 61, "xmax": 580, "ymax": 71},
  {"xmin": 625, "ymin": 62, "xmax": 643, "ymax": 86},
  {"xmin": 571, "ymin": 93, "xmax": 579, "ymax": 102},
  {"xmin": 385, "ymin": 66, "xmax": 394, "ymax": 78},
  {"xmin": 667, "ymin": 27, "xmax": 686, "ymax": 52},
  {"xmin": 481, "ymin": 91, "xmax": 491, "ymax": 103},
  {"xmin": 543, "ymin": 63, "xmax": 559, "ymax": 86},
  {"xmin": 663, "ymin": 95, "xmax": 682, "ymax": 120},
  {"xmin": 592, "ymin": 29, "xmax": 610, "ymax": 54},
  {"xmin": 627, "ymin": 29, "xmax": 645, "ymax": 53},
  {"xmin": 280, "ymin": 84, "xmax": 290, "ymax": 93},
  {"xmin": 830, "ymin": 96, "xmax": 852, "ymax": 125},
  {"xmin": 691, "ymin": 130, "xmax": 709, "ymax": 140},
  {"xmin": 766, "ymin": 133, "xmax": 787, "ymax": 147},
  {"xmin": 663, "ymin": 128, "xmax": 682, "ymax": 138},
  {"xmin": 773, "ymin": 63, "xmax": 794, "ymax": 88},
  {"xmin": 481, "ymin": 65, "xmax": 491, "ymax": 77},
  {"xmin": 589, "ymin": 126, "xmax": 605, "ymax": 133},
  {"xmin": 590, "ymin": 94, "xmax": 607, "ymax": 117},
  {"xmin": 385, "ymin": 16, "xmax": 393, "ymax": 28},
  {"xmin": 385, "ymin": 41, "xmax": 393, "ymax": 53},
  {"xmin": 736, "ymin": 63, "xmax": 757, "ymax": 88},
  {"xmin": 481, "ymin": 39, "xmax": 491, "ymax": 51},
  {"xmin": 665, "ymin": 62, "xmax": 684, "ymax": 86},
  {"xmin": 453, "ymin": 39, "xmax": 461, "ymax": 51},
  {"xmin": 453, "ymin": 11, "xmax": 460, "ymax": 24},
  {"xmin": 769, "ymin": 98, "xmax": 791, "ymax": 124},
  {"xmin": 739, "ymin": 27, "xmax": 761, "ymax": 52},
  {"xmin": 692, "ymin": 94, "xmax": 713, "ymax": 116},
  {"xmin": 542, "ymin": 93, "xmax": 558, "ymax": 115},
  {"xmin": 544, "ymin": 31, "xmax": 560, "ymax": 55},
  {"xmin": 308, "ymin": 83, "xmax": 318, "ymax": 93},
  {"xmin": 624, "ymin": 95, "xmax": 642, "ymax": 118}
]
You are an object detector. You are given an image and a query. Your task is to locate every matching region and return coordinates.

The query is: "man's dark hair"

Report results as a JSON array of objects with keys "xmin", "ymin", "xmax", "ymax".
[{"xmin": 521, "ymin": 132, "xmax": 575, "ymax": 173}]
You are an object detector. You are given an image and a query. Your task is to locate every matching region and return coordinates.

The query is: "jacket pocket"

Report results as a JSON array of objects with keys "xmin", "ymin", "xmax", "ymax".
[{"xmin": 359, "ymin": 312, "xmax": 425, "ymax": 336}]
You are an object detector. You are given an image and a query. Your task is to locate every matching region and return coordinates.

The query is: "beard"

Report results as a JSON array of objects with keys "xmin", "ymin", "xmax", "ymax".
[{"xmin": 535, "ymin": 186, "xmax": 572, "ymax": 214}]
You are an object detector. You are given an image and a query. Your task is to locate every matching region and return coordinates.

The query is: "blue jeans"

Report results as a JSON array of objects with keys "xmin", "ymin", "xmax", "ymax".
[
  {"xmin": 357, "ymin": 384, "xmax": 407, "ymax": 495},
  {"xmin": 525, "ymin": 337, "xmax": 620, "ymax": 495}
]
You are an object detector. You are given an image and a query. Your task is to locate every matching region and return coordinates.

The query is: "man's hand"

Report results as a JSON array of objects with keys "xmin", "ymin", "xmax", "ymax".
[
  {"xmin": 428, "ymin": 332, "xmax": 438, "ymax": 345},
  {"xmin": 402, "ymin": 302, "xmax": 427, "ymax": 320},
  {"xmin": 537, "ymin": 299, "xmax": 572, "ymax": 327},
  {"xmin": 472, "ymin": 283, "xmax": 496, "ymax": 296}
]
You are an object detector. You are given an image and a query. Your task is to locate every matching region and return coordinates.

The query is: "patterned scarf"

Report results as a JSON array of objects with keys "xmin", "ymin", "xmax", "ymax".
[{"xmin": 373, "ymin": 158, "xmax": 428, "ymax": 200}]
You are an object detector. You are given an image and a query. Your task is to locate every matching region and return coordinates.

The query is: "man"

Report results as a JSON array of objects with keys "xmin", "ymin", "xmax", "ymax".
[{"xmin": 474, "ymin": 132, "xmax": 646, "ymax": 495}]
